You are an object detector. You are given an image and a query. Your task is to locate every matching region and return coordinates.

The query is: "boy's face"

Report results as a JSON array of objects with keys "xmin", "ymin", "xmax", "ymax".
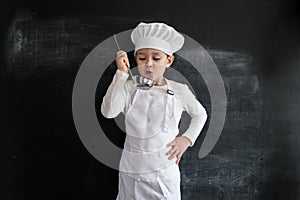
[{"xmin": 135, "ymin": 48, "xmax": 174, "ymax": 84}]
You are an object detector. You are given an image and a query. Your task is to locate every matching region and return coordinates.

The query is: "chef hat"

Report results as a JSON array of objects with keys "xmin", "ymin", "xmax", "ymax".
[{"xmin": 131, "ymin": 22, "xmax": 185, "ymax": 56}]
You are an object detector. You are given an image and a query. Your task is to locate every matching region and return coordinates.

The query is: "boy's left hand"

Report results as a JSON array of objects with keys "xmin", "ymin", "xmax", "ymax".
[{"xmin": 166, "ymin": 136, "xmax": 192, "ymax": 164}]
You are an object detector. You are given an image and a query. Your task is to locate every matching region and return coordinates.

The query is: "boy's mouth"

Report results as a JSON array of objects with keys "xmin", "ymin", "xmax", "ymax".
[{"xmin": 146, "ymin": 70, "xmax": 153, "ymax": 75}]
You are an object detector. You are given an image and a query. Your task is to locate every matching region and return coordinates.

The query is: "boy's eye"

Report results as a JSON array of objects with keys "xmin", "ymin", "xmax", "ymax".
[
  {"xmin": 153, "ymin": 57, "xmax": 161, "ymax": 61},
  {"xmin": 138, "ymin": 57, "xmax": 146, "ymax": 61}
]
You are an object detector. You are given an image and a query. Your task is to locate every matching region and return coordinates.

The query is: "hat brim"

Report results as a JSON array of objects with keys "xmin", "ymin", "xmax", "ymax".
[{"xmin": 134, "ymin": 38, "xmax": 174, "ymax": 56}]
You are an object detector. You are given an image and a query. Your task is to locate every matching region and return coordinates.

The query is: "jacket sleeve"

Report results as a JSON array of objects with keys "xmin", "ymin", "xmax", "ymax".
[
  {"xmin": 181, "ymin": 85, "xmax": 208, "ymax": 147},
  {"xmin": 101, "ymin": 69, "xmax": 129, "ymax": 118}
]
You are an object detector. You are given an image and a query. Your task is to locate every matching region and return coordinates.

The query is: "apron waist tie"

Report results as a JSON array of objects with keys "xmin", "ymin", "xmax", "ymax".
[{"xmin": 119, "ymin": 147, "xmax": 176, "ymax": 174}]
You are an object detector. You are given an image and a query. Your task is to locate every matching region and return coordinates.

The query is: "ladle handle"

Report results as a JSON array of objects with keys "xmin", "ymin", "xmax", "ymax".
[
  {"xmin": 127, "ymin": 67, "xmax": 134, "ymax": 80},
  {"xmin": 113, "ymin": 34, "xmax": 134, "ymax": 80}
]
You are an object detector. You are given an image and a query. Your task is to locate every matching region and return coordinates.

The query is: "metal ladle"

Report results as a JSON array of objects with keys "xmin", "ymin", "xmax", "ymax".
[{"xmin": 113, "ymin": 35, "xmax": 155, "ymax": 90}]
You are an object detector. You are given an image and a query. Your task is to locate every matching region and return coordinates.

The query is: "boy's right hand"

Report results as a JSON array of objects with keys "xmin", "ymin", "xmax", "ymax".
[{"xmin": 116, "ymin": 50, "xmax": 129, "ymax": 73}]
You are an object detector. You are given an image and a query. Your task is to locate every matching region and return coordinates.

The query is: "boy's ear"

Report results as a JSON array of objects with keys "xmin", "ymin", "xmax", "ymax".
[{"xmin": 166, "ymin": 55, "xmax": 175, "ymax": 67}]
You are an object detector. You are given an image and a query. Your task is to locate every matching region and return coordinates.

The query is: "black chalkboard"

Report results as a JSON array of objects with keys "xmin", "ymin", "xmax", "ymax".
[{"xmin": 1, "ymin": 1, "xmax": 300, "ymax": 200}]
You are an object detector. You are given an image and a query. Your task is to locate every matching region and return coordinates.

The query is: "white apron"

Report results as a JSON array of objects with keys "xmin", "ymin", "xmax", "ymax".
[{"xmin": 117, "ymin": 80, "xmax": 181, "ymax": 200}]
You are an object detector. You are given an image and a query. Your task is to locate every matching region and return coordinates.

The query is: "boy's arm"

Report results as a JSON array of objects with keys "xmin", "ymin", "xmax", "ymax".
[
  {"xmin": 181, "ymin": 85, "xmax": 208, "ymax": 147},
  {"xmin": 101, "ymin": 69, "xmax": 129, "ymax": 118}
]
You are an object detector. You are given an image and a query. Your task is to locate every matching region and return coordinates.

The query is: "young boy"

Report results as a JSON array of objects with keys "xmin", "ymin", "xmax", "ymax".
[{"xmin": 101, "ymin": 22, "xmax": 207, "ymax": 200}]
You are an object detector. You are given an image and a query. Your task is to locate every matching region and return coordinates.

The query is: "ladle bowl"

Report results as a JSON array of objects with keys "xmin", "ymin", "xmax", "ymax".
[{"xmin": 133, "ymin": 75, "xmax": 156, "ymax": 90}]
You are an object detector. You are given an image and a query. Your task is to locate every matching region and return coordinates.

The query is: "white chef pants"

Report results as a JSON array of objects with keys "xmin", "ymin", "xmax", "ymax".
[{"xmin": 116, "ymin": 164, "xmax": 181, "ymax": 200}]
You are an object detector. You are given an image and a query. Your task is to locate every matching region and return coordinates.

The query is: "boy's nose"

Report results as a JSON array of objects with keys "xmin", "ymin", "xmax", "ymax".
[{"xmin": 145, "ymin": 59, "xmax": 153, "ymax": 67}]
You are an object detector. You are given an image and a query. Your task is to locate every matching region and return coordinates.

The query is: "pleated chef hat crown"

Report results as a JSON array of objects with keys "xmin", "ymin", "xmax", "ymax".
[{"xmin": 131, "ymin": 22, "xmax": 185, "ymax": 56}]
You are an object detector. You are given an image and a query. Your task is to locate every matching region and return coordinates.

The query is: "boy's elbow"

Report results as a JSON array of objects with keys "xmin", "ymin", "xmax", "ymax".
[
  {"xmin": 101, "ymin": 110, "xmax": 115, "ymax": 119},
  {"xmin": 197, "ymin": 106, "xmax": 208, "ymax": 121},
  {"xmin": 202, "ymin": 111, "xmax": 208, "ymax": 125},
  {"xmin": 101, "ymin": 104, "xmax": 114, "ymax": 119},
  {"xmin": 203, "ymin": 110, "xmax": 208, "ymax": 120}
]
